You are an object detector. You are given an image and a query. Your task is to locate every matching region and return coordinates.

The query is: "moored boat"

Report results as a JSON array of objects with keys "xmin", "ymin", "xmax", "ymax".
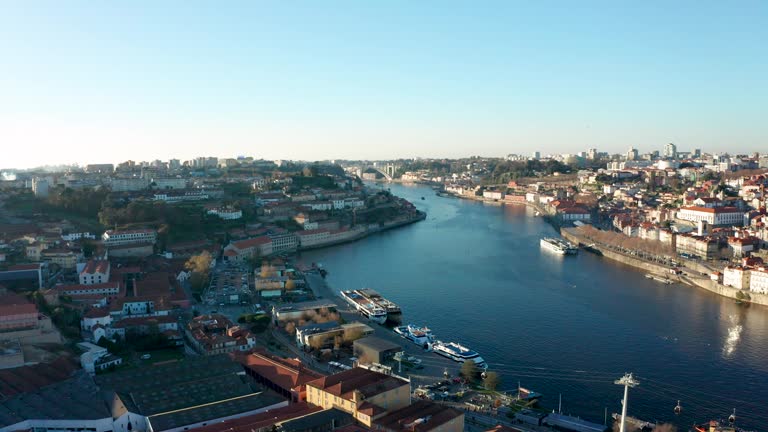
[
  {"xmin": 432, "ymin": 340, "xmax": 487, "ymax": 368},
  {"xmin": 340, "ymin": 290, "xmax": 387, "ymax": 324},
  {"xmin": 540, "ymin": 237, "xmax": 578, "ymax": 255}
]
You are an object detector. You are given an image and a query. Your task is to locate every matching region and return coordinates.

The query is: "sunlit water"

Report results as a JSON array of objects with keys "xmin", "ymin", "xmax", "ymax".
[{"xmin": 300, "ymin": 183, "xmax": 768, "ymax": 429}]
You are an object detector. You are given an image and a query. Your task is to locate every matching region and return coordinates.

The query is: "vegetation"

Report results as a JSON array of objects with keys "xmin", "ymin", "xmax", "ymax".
[
  {"xmin": 483, "ymin": 371, "xmax": 501, "ymax": 391},
  {"xmin": 185, "ymin": 251, "xmax": 213, "ymax": 299},
  {"xmin": 460, "ymin": 359, "xmax": 479, "ymax": 383},
  {"xmin": 487, "ymin": 159, "xmax": 571, "ymax": 183},
  {"xmin": 237, "ymin": 314, "xmax": 271, "ymax": 332},
  {"xmin": 28, "ymin": 291, "xmax": 81, "ymax": 340}
]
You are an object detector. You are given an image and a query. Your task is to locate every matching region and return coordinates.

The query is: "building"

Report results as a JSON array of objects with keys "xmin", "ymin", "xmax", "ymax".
[
  {"xmin": 185, "ymin": 314, "xmax": 256, "ymax": 355},
  {"xmin": 0, "ymin": 292, "xmax": 38, "ymax": 332},
  {"xmin": 482, "ymin": 190, "xmax": 504, "ymax": 200},
  {"xmin": 223, "ymin": 236, "xmax": 273, "ymax": 261},
  {"xmin": 676, "ymin": 206, "xmax": 744, "ymax": 226},
  {"xmin": 0, "ymin": 264, "xmax": 43, "ymax": 289},
  {"xmin": 238, "ymin": 349, "xmax": 325, "ymax": 402},
  {"xmin": 206, "ymin": 206, "xmax": 243, "ymax": 220},
  {"xmin": 305, "ymin": 368, "xmax": 411, "ymax": 426},
  {"xmin": 40, "ymin": 248, "xmax": 81, "ymax": 269},
  {"xmin": 79, "ymin": 259, "xmax": 111, "ymax": 285},
  {"xmin": 111, "ymin": 177, "xmax": 150, "ymax": 192},
  {"xmin": 268, "ymin": 231, "xmax": 299, "ymax": 253},
  {"xmin": 723, "ymin": 266, "xmax": 750, "ymax": 290},
  {"xmin": 295, "ymin": 321, "xmax": 373, "ymax": 350},
  {"xmin": 95, "ymin": 355, "xmax": 288, "ymax": 432},
  {"xmin": 749, "ymin": 267, "xmax": 768, "ymax": 294},
  {"xmin": 675, "ymin": 234, "xmax": 718, "ymax": 259},
  {"xmin": 77, "ymin": 342, "xmax": 122, "ymax": 374},
  {"xmin": 296, "ymin": 229, "xmax": 331, "ymax": 248},
  {"xmin": 373, "ymin": 400, "xmax": 464, "ymax": 432},
  {"xmin": 102, "ymin": 229, "xmax": 157, "ymax": 246},
  {"xmin": 152, "ymin": 177, "xmax": 187, "ymax": 189},
  {"xmin": 32, "ymin": 177, "xmax": 49, "ymax": 198},
  {"xmin": 353, "ymin": 336, "xmax": 402, "ymax": 365},
  {"xmin": 273, "ymin": 300, "xmax": 338, "ymax": 323},
  {"xmin": 664, "ymin": 142, "xmax": 677, "ymax": 159}
]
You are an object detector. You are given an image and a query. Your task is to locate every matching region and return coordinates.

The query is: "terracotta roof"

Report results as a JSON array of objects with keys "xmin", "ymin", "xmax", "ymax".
[
  {"xmin": 680, "ymin": 206, "xmax": 742, "ymax": 214},
  {"xmin": 7, "ymin": 264, "xmax": 41, "ymax": 271},
  {"xmin": 238, "ymin": 349, "xmax": 324, "ymax": 392},
  {"xmin": 0, "ymin": 292, "xmax": 37, "ymax": 316},
  {"xmin": 373, "ymin": 400, "xmax": 464, "ymax": 432},
  {"xmin": 231, "ymin": 236, "xmax": 271, "ymax": 250},
  {"xmin": 306, "ymin": 367, "xmax": 408, "ymax": 400},
  {"xmin": 0, "ymin": 357, "xmax": 78, "ymax": 399},
  {"xmin": 184, "ymin": 403, "xmax": 319, "ymax": 432},
  {"xmin": 80, "ymin": 260, "xmax": 110, "ymax": 275},
  {"xmin": 83, "ymin": 308, "xmax": 110, "ymax": 318}
]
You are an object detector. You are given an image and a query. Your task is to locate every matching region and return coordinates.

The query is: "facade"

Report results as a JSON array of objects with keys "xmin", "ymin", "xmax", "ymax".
[
  {"xmin": 295, "ymin": 321, "xmax": 373, "ymax": 350},
  {"xmin": 749, "ymin": 268, "xmax": 768, "ymax": 294},
  {"xmin": 676, "ymin": 206, "xmax": 744, "ymax": 226},
  {"xmin": 79, "ymin": 259, "xmax": 111, "ymax": 285},
  {"xmin": 296, "ymin": 229, "xmax": 331, "ymax": 248},
  {"xmin": 305, "ymin": 368, "xmax": 410, "ymax": 426},
  {"xmin": 207, "ymin": 207, "xmax": 243, "ymax": 220},
  {"xmin": 102, "ymin": 229, "xmax": 157, "ymax": 246},
  {"xmin": 185, "ymin": 314, "xmax": 256, "ymax": 355},
  {"xmin": 41, "ymin": 248, "xmax": 81, "ymax": 269},
  {"xmin": 353, "ymin": 336, "xmax": 402, "ymax": 365},
  {"xmin": 223, "ymin": 236, "xmax": 274, "ymax": 261},
  {"xmin": 723, "ymin": 266, "xmax": 750, "ymax": 290},
  {"xmin": 675, "ymin": 234, "xmax": 718, "ymax": 259},
  {"xmin": 268, "ymin": 231, "xmax": 299, "ymax": 253}
]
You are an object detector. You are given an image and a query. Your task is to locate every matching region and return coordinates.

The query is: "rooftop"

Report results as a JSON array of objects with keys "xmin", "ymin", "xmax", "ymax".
[
  {"xmin": 237, "ymin": 349, "xmax": 324, "ymax": 392},
  {"xmin": 373, "ymin": 400, "xmax": 464, "ymax": 432},
  {"xmin": 306, "ymin": 367, "xmax": 408, "ymax": 400}
]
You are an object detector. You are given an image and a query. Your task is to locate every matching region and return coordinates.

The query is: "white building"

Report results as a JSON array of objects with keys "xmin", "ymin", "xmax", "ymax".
[
  {"xmin": 78, "ymin": 342, "xmax": 122, "ymax": 375},
  {"xmin": 676, "ymin": 206, "xmax": 744, "ymax": 226},
  {"xmin": 110, "ymin": 177, "xmax": 149, "ymax": 192},
  {"xmin": 79, "ymin": 260, "xmax": 111, "ymax": 285},
  {"xmin": 723, "ymin": 266, "xmax": 750, "ymax": 290},
  {"xmin": 32, "ymin": 178, "xmax": 50, "ymax": 198},
  {"xmin": 102, "ymin": 229, "xmax": 157, "ymax": 246},
  {"xmin": 207, "ymin": 207, "xmax": 243, "ymax": 220},
  {"xmin": 152, "ymin": 177, "xmax": 187, "ymax": 189},
  {"xmin": 483, "ymin": 191, "xmax": 504, "ymax": 200},
  {"xmin": 749, "ymin": 268, "xmax": 768, "ymax": 294}
]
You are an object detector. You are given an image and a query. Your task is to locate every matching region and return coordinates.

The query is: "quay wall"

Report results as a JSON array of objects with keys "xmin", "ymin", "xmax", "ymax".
[{"xmin": 560, "ymin": 228, "xmax": 768, "ymax": 307}]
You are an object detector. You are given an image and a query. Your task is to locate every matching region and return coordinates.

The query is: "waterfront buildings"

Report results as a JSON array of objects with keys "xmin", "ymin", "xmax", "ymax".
[
  {"xmin": 676, "ymin": 206, "xmax": 744, "ymax": 226},
  {"xmin": 305, "ymin": 368, "xmax": 410, "ymax": 426},
  {"xmin": 102, "ymin": 228, "xmax": 157, "ymax": 246}
]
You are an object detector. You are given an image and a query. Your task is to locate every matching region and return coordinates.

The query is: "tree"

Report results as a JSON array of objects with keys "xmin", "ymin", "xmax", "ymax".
[
  {"xmin": 185, "ymin": 251, "xmax": 213, "ymax": 273},
  {"xmin": 460, "ymin": 360, "xmax": 479, "ymax": 382},
  {"xmin": 483, "ymin": 371, "xmax": 501, "ymax": 391}
]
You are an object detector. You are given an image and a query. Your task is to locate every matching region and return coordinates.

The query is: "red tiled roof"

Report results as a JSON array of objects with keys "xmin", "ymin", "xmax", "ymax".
[
  {"xmin": 231, "ymin": 236, "xmax": 271, "ymax": 250},
  {"xmin": 0, "ymin": 357, "xmax": 78, "ymax": 399},
  {"xmin": 238, "ymin": 349, "xmax": 324, "ymax": 392},
  {"xmin": 84, "ymin": 308, "xmax": 110, "ymax": 318},
  {"xmin": 186, "ymin": 403, "xmax": 319, "ymax": 432},
  {"xmin": 81, "ymin": 259, "xmax": 110, "ymax": 275},
  {"xmin": 681, "ymin": 206, "xmax": 742, "ymax": 214},
  {"xmin": 306, "ymin": 367, "xmax": 407, "ymax": 399},
  {"xmin": 0, "ymin": 292, "xmax": 37, "ymax": 316},
  {"xmin": 7, "ymin": 264, "xmax": 42, "ymax": 271}
]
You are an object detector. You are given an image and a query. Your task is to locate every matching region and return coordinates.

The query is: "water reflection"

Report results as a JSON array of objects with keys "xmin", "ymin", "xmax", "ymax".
[{"xmin": 722, "ymin": 314, "xmax": 743, "ymax": 359}]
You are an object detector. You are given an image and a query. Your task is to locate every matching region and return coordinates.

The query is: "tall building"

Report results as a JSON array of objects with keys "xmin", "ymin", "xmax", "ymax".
[
  {"xmin": 587, "ymin": 148, "xmax": 598, "ymax": 160},
  {"xmin": 692, "ymin": 148, "xmax": 701, "ymax": 158},
  {"xmin": 664, "ymin": 143, "xmax": 677, "ymax": 159},
  {"xmin": 626, "ymin": 147, "xmax": 638, "ymax": 161},
  {"xmin": 168, "ymin": 159, "xmax": 181, "ymax": 170},
  {"xmin": 32, "ymin": 178, "xmax": 49, "ymax": 198},
  {"xmin": 532, "ymin": 151, "xmax": 541, "ymax": 160}
]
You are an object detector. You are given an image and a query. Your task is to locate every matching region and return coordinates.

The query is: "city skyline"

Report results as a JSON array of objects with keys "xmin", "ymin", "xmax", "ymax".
[{"xmin": 2, "ymin": 1, "xmax": 766, "ymax": 168}]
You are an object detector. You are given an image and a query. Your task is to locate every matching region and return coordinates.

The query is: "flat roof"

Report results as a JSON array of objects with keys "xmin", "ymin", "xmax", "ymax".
[{"xmin": 353, "ymin": 336, "xmax": 401, "ymax": 352}]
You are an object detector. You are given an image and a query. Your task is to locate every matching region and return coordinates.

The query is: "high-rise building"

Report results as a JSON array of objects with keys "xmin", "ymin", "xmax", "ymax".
[
  {"xmin": 587, "ymin": 148, "xmax": 598, "ymax": 160},
  {"xmin": 32, "ymin": 178, "xmax": 49, "ymax": 198},
  {"xmin": 168, "ymin": 159, "xmax": 181, "ymax": 170},
  {"xmin": 532, "ymin": 151, "xmax": 541, "ymax": 160},
  {"xmin": 692, "ymin": 149, "xmax": 701, "ymax": 158},
  {"xmin": 626, "ymin": 147, "xmax": 638, "ymax": 161},
  {"xmin": 664, "ymin": 143, "xmax": 677, "ymax": 159}
]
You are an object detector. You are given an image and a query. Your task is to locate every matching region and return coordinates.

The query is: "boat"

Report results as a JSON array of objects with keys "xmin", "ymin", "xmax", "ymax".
[
  {"xmin": 692, "ymin": 419, "xmax": 754, "ymax": 432},
  {"xmin": 432, "ymin": 341, "xmax": 487, "ymax": 368},
  {"xmin": 340, "ymin": 290, "xmax": 387, "ymax": 324},
  {"xmin": 356, "ymin": 288, "xmax": 402, "ymax": 317},
  {"xmin": 517, "ymin": 385, "xmax": 543, "ymax": 402},
  {"xmin": 540, "ymin": 237, "xmax": 578, "ymax": 255},
  {"xmin": 645, "ymin": 274, "xmax": 674, "ymax": 284},
  {"xmin": 394, "ymin": 324, "xmax": 435, "ymax": 348}
]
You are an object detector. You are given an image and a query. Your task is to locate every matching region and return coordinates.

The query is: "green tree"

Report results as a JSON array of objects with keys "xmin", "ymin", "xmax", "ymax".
[
  {"xmin": 483, "ymin": 371, "xmax": 501, "ymax": 391},
  {"xmin": 460, "ymin": 360, "xmax": 479, "ymax": 382}
]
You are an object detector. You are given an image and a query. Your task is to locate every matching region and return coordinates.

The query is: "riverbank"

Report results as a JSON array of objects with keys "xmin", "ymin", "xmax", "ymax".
[
  {"xmin": 560, "ymin": 227, "xmax": 768, "ymax": 307},
  {"xmin": 297, "ymin": 211, "xmax": 427, "ymax": 252}
]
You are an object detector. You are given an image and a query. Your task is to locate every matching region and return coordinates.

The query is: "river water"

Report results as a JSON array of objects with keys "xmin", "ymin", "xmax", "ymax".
[{"xmin": 300, "ymin": 183, "xmax": 768, "ymax": 429}]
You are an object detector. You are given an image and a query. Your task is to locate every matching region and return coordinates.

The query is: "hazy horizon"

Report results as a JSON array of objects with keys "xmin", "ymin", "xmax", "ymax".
[{"xmin": 2, "ymin": 1, "xmax": 766, "ymax": 169}]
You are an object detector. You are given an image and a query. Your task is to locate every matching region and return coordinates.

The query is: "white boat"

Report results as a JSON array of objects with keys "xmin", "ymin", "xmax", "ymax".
[
  {"xmin": 540, "ymin": 237, "xmax": 578, "ymax": 255},
  {"xmin": 394, "ymin": 324, "xmax": 434, "ymax": 349},
  {"xmin": 432, "ymin": 341, "xmax": 487, "ymax": 368},
  {"xmin": 340, "ymin": 290, "xmax": 387, "ymax": 324}
]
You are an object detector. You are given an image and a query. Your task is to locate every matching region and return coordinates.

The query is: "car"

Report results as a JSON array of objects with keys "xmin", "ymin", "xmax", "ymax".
[{"xmin": 140, "ymin": 354, "xmax": 151, "ymax": 360}]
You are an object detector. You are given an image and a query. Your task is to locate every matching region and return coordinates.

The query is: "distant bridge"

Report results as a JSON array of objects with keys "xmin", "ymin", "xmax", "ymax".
[{"xmin": 362, "ymin": 163, "xmax": 399, "ymax": 181}]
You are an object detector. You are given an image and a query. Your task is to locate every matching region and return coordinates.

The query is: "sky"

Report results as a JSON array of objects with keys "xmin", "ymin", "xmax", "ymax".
[{"xmin": 1, "ymin": 1, "xmax": 766, "ymax": 168}]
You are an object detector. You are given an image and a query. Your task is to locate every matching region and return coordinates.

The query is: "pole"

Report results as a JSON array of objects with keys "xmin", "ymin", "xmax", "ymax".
[
  {"xmin": 614, "ymin": 373, "xmax": 639, "ymax": 432},
  {"xmin": 559, "ymin": 394, "xmax": 562, "ymax": 414}
]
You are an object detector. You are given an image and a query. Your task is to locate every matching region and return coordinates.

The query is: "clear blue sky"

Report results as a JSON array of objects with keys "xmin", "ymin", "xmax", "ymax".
[{"xmin": 1, "ymin": 1, "xmax": 766, "ymax": 168}]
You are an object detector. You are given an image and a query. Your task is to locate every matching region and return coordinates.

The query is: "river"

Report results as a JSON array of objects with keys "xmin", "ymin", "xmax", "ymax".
[{"xmin": 299, "ymin": 183, "xmax": 768, "ymax": 430}]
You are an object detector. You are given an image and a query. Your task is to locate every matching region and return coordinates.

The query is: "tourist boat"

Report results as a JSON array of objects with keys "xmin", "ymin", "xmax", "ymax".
[
  {"xmin": 540, "ymin": 237, "xmax": 578, "ymax": 255},
  {"xmin": 432, "ymin": 341, "xmax": 488, "ymax": 368},
  {"xmin": 356, "ymin": 288, "xmax": 402, "ymax": 317},
  {"xmin": 340, "ymin": 290, "xmax": 387, "ymax": 324},
  {"xmin": 394, "ymin": 324, "xmax": 434, "ymax": 348}
]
